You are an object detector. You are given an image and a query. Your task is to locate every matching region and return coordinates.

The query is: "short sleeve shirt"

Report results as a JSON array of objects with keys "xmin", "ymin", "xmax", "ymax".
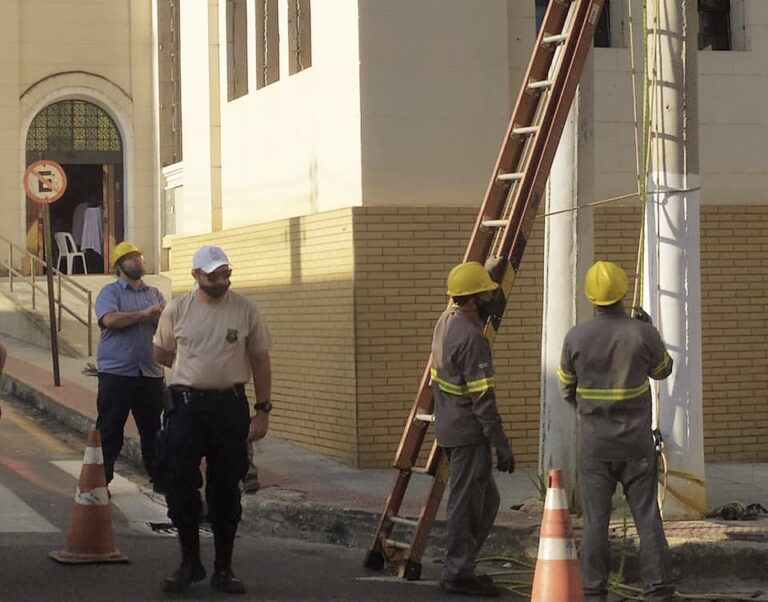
[
  {"xmin": 95, "ymin": 279, "xmax": 165, "ymax": 378},
  {"xmin": 153, "ymin": 289, "xmax": 272, "ymax": 389}
]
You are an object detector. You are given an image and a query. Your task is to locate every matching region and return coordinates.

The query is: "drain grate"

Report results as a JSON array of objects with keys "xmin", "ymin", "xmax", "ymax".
[{"xmin": 147, "ymin": 522, "xmax": 214, "ymax": 537}]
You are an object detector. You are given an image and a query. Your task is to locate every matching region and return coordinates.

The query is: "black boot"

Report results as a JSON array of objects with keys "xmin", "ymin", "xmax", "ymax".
[
  {"xmin": 163, "ymin": 526, "xmax": 206, "ymax": 593},
  {"xmin": 210, "ymin": 528, "xmax": 246, "ymax": 594}
]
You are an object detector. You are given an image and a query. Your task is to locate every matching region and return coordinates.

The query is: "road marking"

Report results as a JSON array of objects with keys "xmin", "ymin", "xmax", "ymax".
[
  {"xmin": 53, "ymin": 461, "xmax": 169, "ymax": 533},
  {"xmin": 355, "ymin": 576, "xmax": 438, "ymax": 587},
  {"xmin": 1, "ymin": 405, "xmax": 74, "ymax": 455},
  {"xmin": 0, "ymin": 481, "xmax": 58, "ymax": 533}
]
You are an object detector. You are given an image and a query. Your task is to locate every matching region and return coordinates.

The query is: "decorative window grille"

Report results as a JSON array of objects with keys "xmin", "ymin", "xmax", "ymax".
[{"xmin": 26, "ymin": 100, "xmax": 122, "ymax": 152}]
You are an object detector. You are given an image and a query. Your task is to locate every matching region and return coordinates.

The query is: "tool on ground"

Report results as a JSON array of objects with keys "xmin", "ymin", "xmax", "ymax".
[
  {"xmin": 49, "ymin": 428, "xmax": 129, "ymax": 564},
  {"xmin": 531, "ymin": 469, "xmax": 584, "ymax": 602},
  {"xmin": 363, "ymin": 0, "xmax": 606, "ymax": 580}
]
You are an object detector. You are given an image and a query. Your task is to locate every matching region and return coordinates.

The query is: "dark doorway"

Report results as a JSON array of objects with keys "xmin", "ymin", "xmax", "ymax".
[{"xmin": 25, "ymin": 100, "xmax": 124, "ymax": 274}]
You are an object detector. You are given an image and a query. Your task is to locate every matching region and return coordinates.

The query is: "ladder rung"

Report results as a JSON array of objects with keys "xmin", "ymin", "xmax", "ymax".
[
  {"xmin": 482, "ymin": 219, "xmax": 509, "ymax": 228},
  {"xmin": 410, "ymin": 467, "xmax": 431, "ymax": 475},
  {"xmin": 496, "ymin": 171, "xmax": 524, "ymax": 182},
  {"xmin": 512, "ymin": 125, "xmax": 539, "ymax": 136},
  {"xmin": 542, "ymin": 33, "xmax": 568, "ymax": 45},
  {"xmin": 384, "ymin": 538, "xmax": 411, "ymax": 551},
  {"xmin": 415, "ymin": 413, "xmax": 435, "ymax": 423},
  {"xmin": 527, "ymin": 79, "xmax": 553, "ymax": 90},
  {"xmin": 389, "ymin": 515, "xmax": 418, "ymax": 528}
]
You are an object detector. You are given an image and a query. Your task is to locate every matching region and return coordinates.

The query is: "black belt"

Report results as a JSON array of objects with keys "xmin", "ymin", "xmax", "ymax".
[{"xmin": 169, "ymin": 384, "xmax": 246, "ymax": 402}]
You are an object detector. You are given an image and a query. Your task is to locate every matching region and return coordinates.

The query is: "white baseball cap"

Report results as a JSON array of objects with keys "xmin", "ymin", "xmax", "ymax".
[{"xmin": 192, "ymin": 245, "xmax": 230, "ymax": 273}]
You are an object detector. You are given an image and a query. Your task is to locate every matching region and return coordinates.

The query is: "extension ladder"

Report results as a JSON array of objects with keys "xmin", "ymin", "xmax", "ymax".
[{"xmin": 363, "ymin": 0, "xmax": 606, "ymax": 581}]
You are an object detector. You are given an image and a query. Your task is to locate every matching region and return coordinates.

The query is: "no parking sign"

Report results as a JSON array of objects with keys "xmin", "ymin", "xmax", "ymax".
[{"xmin": 23, "ymin": 159, "xmax": 68, "ymax": 204}]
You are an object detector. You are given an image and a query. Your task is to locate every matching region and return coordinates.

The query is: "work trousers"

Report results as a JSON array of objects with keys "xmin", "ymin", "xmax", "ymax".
[
  {"xmin": 96, "ymin": 373, "xmax": 164, "ymax": 484},
  {"xmin": 163, "ymin": 386, "xmax": 250, "ymax": 537},
  {"xmin": 579, "ymin": 455, "xmax": 675, "ymax": 602},
  {"xmin": 442, "ymin": 442, "xmax": 500, "ymax": 581}
]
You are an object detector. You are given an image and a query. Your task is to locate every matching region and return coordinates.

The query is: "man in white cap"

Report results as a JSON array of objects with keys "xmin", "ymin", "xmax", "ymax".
[{"xmin": 154, "ymin": 245, "xmax": 273, "ymax": 594}]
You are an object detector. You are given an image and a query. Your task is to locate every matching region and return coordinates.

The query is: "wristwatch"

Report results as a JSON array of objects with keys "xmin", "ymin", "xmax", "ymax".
[{"xmin": 254, "ymin": 401, "xmax": 273, "ymax": 413}]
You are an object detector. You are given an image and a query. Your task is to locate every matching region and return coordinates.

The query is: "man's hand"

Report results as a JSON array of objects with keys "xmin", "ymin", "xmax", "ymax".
[
  {"xmin": 633, "ymin": 306, "xmax": 653, "ymax": 324},
  {"xmin": 249, "ymin": 412, "xmax": 269, "ymax": 442},
  {"xmin": 496, "ymin": 447, "xmax": 515, "ymax": 473},
  {"xmin": 143, "ymin": 303, "xmax": 165, "ymax": 321}
]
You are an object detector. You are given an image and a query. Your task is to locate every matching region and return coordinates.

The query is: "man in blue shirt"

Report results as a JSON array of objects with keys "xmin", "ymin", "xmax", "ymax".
[{"xmin": 95, "ymin": 241, "xmax": 165, "ymax": 493}]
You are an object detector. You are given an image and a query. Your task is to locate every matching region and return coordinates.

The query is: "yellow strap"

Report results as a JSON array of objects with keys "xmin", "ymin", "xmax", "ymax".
[
  {"xmin": 576, "ymin": 381, "xmax": 650, "ymax": 401},
  {"xmin": 651, "ymin": 352, "xmax": 671, "ymax": 377},
  {"xmin": 557, "ymin": 366, "xmax": 576, "ymax": 385},
  {"xmin": 430, "ymin": 368, "xmax": 495, "ymax": 396}
]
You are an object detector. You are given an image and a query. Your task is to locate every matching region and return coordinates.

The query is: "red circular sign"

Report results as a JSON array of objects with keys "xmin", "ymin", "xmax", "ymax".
[{"xmin": 23, "ymin": 160, "xmax": 68, "ymax": 204}]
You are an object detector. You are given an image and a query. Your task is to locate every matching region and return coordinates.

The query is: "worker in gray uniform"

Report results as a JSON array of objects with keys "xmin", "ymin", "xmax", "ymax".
[
  {"xmin": 431, "ymin": 261, "xmax": 515, "ymax": 598},
  {"xmin": 558, "ymin": 260, "xmax": 676, "ymax": 602}
]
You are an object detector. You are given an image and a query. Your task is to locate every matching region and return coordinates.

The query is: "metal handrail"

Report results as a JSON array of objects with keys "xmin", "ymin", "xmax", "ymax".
[{"xmin": 0, "ymin": 234, "xmax": 93, "ymax": 356}]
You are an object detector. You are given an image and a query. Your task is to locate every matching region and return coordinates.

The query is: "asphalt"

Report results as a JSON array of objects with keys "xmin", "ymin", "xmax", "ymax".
[{"xmin": 1, "ymin": 334, "xmax": 767, "ymax": 592}]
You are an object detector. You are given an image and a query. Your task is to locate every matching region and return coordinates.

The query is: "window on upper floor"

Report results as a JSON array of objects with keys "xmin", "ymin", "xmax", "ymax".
[
  {"xmin": 699, "ymin": 0, "xmax": 732, "ymax": 50},
  {"xmin": 256, "ymin": 0, "xmax": 280, "ymax": 88},
  {"xmin": 157, "ymin": 0, "xmax": 182, "ymax": 165},
  {"xmin": 288, "ymin": 0, "xmax": 312, "ymax": 75},
  {"xmin": 534, "ymin": 0, "xmax": 617, "ymax": 48},
  {"xmin": 226, "ymin": 0, "xmax": 249, "ymax": 100}
]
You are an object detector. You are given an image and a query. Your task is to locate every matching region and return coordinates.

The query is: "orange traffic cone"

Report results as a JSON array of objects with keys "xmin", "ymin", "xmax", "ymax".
[
  {"xmin": 530, "ymin": 469, "xmax": 583, "ymax": 602},
  {"xmin": 50, "ymin": 428, "xmax": 128, "ymax": 564}
]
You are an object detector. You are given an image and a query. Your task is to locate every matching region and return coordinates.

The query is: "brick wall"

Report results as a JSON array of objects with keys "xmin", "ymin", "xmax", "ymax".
[
  {"xmin": 595, "ymin": 205, "xmax": 768, "ymax": 461},
  {"xmin": 351, "ymin": 206, "xmax": 546, "ymax": 468},
  {"xmin": 166, "ymin": 204, "xmax": 768, "ymax": 467},
  {"xmin": 166, "ymin": 210, "xmax": 359, "ymax": 464}
]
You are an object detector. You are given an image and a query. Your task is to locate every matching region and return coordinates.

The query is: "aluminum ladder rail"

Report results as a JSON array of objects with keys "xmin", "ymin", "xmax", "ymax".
[{"xmin": 363, "ymin": 0, "xmax": 606, "ymax": 581}]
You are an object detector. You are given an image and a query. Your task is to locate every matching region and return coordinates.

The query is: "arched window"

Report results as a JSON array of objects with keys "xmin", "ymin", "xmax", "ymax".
[{"xmin": 27, "ymin": 100, "xmax": 122, "ymax": 163}]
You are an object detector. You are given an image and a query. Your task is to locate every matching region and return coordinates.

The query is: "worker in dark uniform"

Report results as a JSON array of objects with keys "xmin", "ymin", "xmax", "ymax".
[
  {"xmin": 431, "ymin": 261, "xmax": 515, "ymax": 598},
  {"xmin": 154, "ymin": 245, "xmax": 272, "ymax": 594},
  {"xmin": 558, "ymin": 260, "xmax": 676, "ymax": 602}
]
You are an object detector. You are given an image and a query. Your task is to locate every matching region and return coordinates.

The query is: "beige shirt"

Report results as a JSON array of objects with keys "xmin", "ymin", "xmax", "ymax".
[{"xmin": 154, "ymin": 290, "xmax": 272, "ymax": 389}]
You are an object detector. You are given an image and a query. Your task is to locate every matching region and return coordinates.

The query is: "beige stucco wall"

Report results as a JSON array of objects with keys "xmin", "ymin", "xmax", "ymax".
[
  {"xmin": 0, "ymin": 0, "xmax": 158, "ymax": 268},
  {"xmin": 593, "ymin": 0, "xmax": 768, "ymax": 204},
  {"xmin": 357, "ymin": 0, "xmax": 519, "ymax": 207}
]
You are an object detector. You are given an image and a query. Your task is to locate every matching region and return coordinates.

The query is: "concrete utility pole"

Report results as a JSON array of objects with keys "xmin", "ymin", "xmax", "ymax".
[
  {"xmin": 644, "ymin": 0, "xmax": 705, "ymax": 519},
  {"xmin": 539, "ymin": 55, "xmax": 595, "ymax": 506}
]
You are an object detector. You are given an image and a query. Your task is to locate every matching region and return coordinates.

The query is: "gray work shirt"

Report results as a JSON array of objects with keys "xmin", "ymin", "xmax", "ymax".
[
  {"xmin": 95, "ymin": 278, "xmax": 165, "ymax": 378},
  {"xmin": 430, "ymin": 305, "xmax": 509, "ymax": 450},
  {"xmin": 558, "ymin": 304, "xmax": 673, "ymax": 460}
]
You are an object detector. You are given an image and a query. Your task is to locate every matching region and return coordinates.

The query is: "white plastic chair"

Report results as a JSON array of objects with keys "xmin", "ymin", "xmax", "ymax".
[{"xmin": 54, "ymin": 232, "xmax": 88, "ymax": 275}]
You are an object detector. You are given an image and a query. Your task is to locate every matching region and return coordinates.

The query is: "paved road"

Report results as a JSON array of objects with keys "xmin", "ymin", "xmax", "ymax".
[
  {"xmin": 0, "ymin": 396, "xmax": 467, "ymax": 601},
  {"xmin": 2, "ymin": 395, "xmax": 765, "ymax": 602}
]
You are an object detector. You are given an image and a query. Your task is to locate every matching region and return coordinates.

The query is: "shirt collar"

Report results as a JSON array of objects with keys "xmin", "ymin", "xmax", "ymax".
[{"xmin": 117, "ymin": 277, "xmax": 145, "ymax": 291}]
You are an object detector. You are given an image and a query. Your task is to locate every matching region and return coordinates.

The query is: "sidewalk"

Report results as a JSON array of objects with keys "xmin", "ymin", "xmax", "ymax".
[{"xmin": 1, "ymin": 334, "xmax": 767, "ymax": 585}]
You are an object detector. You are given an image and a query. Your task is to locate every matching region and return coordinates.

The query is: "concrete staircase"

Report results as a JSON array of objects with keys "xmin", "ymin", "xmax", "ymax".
[{"xmin": 0, "ymin": 274, "xmax": 172, "ymax": 359}]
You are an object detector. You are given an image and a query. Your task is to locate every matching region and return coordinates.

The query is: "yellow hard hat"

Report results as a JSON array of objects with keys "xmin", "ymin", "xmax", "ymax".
[
  {"xmin": 447, "ymin": 262, "xmax": 499, "ymax": 297},
  {"xmin": 584, "ymin": 260, "xmax": 628, "ymax": 306},
  {"xmin": 111, "ymin": 241, "xmax": 142, "ymax": 268}
]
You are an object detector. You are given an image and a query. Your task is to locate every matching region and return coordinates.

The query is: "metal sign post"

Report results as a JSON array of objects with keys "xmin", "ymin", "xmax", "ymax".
[{"xmin": 23, "ymin": 160, "xmax": 68, "ymax": 387}]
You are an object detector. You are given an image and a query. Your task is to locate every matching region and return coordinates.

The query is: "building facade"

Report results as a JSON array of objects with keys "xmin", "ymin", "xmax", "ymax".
[
  {"xmin": 157, "ymin": 0, "xmax": 768, "ymax": 467},
  {"xmin": 0, "ymin": 0, "xmax": 158, "ymax": 274}
]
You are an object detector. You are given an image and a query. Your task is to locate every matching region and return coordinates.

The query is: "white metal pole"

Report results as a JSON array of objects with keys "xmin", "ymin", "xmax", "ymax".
[{"xmin": 644, "ymin": 0, "xmax": 706, "ymax": 519}]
